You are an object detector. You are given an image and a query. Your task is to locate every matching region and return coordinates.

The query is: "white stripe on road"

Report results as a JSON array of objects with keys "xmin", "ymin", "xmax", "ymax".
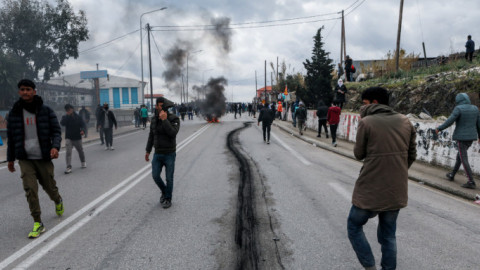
[
  {"xmin": 270, "ymin": 132, "xmax": 312, "ymax": 166},
  {"xmin": 0, "ymin": 124, "xmax": 210, "ymax": 270}
]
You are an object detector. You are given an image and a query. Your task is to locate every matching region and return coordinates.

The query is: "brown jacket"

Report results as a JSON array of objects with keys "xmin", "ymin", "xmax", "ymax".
[{"xmin": 352, "ymin": 104, "xmax": 416, "ymax": 211}]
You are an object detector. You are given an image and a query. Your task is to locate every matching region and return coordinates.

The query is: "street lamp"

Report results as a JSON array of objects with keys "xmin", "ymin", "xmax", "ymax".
[
  {"xmin": 186, "ymin": 49, "xmax": 202, "ymax": 104},
  {"xmin": 140, "ymin": 7, "xmax": 167, "ymax": 105}
]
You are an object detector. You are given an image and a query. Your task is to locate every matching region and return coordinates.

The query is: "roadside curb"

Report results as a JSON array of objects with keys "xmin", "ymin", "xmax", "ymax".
[
  {"xmin": 0, "ymin": 127, "xmax": 140, "ymax": 164},
  {"xmin": 273, "ymin": 122, "xmax": 476, "ymax": 201}
]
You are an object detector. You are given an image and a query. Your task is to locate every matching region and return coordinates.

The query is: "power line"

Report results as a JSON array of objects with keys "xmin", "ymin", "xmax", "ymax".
[
  {"xmin": 344, "ymin": 0, "xmax": 367, "ymax": 16},
  {"xmin": 79, "ymin": 29, "xmax": 140, "ymax": 54},
  {"xmin": 150, "ymin": 32, "xmax": 167, "ymax": 69}
]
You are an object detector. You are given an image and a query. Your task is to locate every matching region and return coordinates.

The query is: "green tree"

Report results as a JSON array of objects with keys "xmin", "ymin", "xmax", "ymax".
[
  {"xmin": 302, "ymin": 26, "xmax": 334, "ymax": 107},
  {"xmin": 0, "ymin": 0, "xmax": 89, "ymax": 81},
  {"xmin": 0, "ymin": 51, "xmax": 23, "ymax": 108}
]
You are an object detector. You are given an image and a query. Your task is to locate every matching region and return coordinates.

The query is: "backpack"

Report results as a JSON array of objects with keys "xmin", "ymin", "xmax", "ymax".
[{"xmin": 351, "ymin": 64, "xmax": 356, "ymax": 73}]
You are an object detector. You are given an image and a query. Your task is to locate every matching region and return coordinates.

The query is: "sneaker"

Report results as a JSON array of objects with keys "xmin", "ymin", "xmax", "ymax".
[
  {"xmin": 28, "ymin": 222, "xmax": 45, "ymax": 239},
  {"xmin": 334, "ymin": 142, "xmax": 337, "ymax": 147},
  {"xmin": 105, "ymin": 146, "xmax": 109, "ymax": 150},
  {"xmin": 445, "ymin": 172, "xmax": 454, "ymax": 181},
  {"xmin": 100, "ymin": 142, "xmax": 104, "ymax": 145},
  {"xmin": 162, "ymin": 199, "xmax": 172, "ymax": 209},
  {"xmin": 461, "ymin": 182, "xmax": 476, "ymax": 189},
  {"xmin": 317, "ymin": 134, "xmax": 321, "ymax": 138},
  {"xmin": 160, "ymin": 194, "xmax": 165, "ymax": 204},
  {"xmin": 81, "ymin": 162, "xmax": 87, "ymax": 168},
  {"xmin": 64, "ymin": 167, "xmax": 72, "ymax": 174},
  {"xmin": 267, "ymin": 141, "xmax": 270, "ymax": 144},
  {"xmin": 55, "ymin": 199, "xmax": 64, "ymax": 216},
  {"xmin": 110, "ymin": 146, "xmax": 115, "ymax": 150}
]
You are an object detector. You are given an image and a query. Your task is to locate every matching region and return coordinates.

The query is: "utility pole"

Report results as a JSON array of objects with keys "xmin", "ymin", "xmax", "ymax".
[
  {"xmin": 264, "ymin": 60, "xmax": 267, "ymax": 104},
  {"xmin": 340, "ymin": 10, "xmax": 346, "ymax": 63},
  {"xmin": 395, "ymin": 0, "xmax": 404, "ymax": 72},
  {"xmin": 255, "ymin": 70, "xmax": 257, "ymax": 104},
  {"xmin": 186, "ymin": 55, "xmax": 189, "ymax": 104},
  {"xmin": 276, "ymin": 56, "xmax": 279, "ymax": 84},
  {"xmin": 181, "ymin": 74, "xmax": 185, "ymax": 103},
  {"xmin": 147, "ymin": 23, "xmax": 154, "ymax": 111},
  {"xmin": 422, "ymin": 42, "xmax": 428, "ymax": 67}
]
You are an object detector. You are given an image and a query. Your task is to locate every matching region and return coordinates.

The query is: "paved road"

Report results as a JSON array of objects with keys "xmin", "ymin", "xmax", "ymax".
[{"xmin": 0, "ymin": 113, "xmax": 479, "ymax": 269}]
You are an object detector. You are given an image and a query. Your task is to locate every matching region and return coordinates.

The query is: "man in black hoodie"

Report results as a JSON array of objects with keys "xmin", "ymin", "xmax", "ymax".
[
  {"xmin": 97, "ymin": 103, "xmax": 117, "ymax": 150},
  {"xmin": 145, "ymin": 97, "xmax": 180, "ymax": 209},
  {"xmin": 61, "ymin": 104, "xmax": 87, "ymax": 174},
  {"xmin": 258, "ymin": 104, "xmax": 275, "ymax": 144},
  {"xmin": 7, "ymin": 79, "xmax": 64, "ymax": 238}
]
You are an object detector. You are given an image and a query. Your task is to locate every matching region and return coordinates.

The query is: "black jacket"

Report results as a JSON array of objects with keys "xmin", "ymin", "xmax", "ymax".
[
  {"xmin": 345, "ymin": 58, "xmax": 353, "ymax": 72},
  {"xmin": 146, "ymin": 99, "xmax": 181, "ymax": 154},
  {"xmin": 296, "ymin": 106, "xmax": 307, "ymax": 121},
  {"xmin": 79, "ymin": 108, "xmax": 90, "ymax": 122},
  {"xmin": 61, "ymin": 112, "xmax": 86, "ymax": 140},
  {"xmin": 316, "ymin": 105, "xmax": 329, "ymax": 120},
  {"xmin": 97, "ymin": 109, "xmax": 117, "ymax": 129},
  {"xmin": 7, "ymin": 96, "xmax": 62, "ymax": 161},
  {"xmin": 258, "ymin": 107, "xmax": 275, "ymax": 125},
  {"xmin": 334, "ymin": 84, "xmax": 348, "ymax": 102}
]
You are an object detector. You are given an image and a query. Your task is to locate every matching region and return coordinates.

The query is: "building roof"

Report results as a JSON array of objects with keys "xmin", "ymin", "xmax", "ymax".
[
  {"xmin": 145, "ymin": 94, "xmax": 164, "ymax": 98},
  {"xmin": 47, "ymin": 72, "xmax": 146, "ymax": 89}
]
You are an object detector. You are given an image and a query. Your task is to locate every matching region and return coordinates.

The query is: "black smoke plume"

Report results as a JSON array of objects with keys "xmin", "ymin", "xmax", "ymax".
[
  {"xmin": 162, "ymin": 41, "xmax": 191, "ymax": 89},
  {"xmin": 209, "ymin": 17, "xmax": 232, "ymax": 53},
  {"xmin": 199, "ymin": 77, "xmax": 227, "ymax": 120}
]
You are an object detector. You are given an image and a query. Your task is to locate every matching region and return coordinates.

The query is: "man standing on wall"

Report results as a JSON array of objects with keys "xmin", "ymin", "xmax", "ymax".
[
  {"xmin": 145, "ymin": 97, "xmax": 180, "ymax": 209},
  {"xmin": 348, "ymin": 87, "xmax": 416, "ymax": 270},
  {"xmin": 7, "ymin": 79, "xmax": 64, "ymax": 238},
  {"xmin": 436, "ymin": 93, "xmax": 480, "ymax": 189},
  {"xmin": 465, "ymin": 35, "xmax": 475, "ymax": 62}
]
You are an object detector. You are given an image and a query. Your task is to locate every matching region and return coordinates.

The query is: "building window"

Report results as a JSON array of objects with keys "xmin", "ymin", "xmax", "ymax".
[
  {"xmin": 131, "ymin": 88, "xmax": 138, "ymax": 104},
  {"xmin": 122, "ymin": 87, "xmax": 129, "ymax": 104}
]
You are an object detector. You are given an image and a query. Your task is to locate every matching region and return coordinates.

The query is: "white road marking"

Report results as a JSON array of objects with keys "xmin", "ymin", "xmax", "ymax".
[
  {"xmin": 270, "ymin": 132, "xmax": 312, "ymax": 166},
  {"xmin": 0, "ymin": 125, "xmax": 210, "ymax": 270}
]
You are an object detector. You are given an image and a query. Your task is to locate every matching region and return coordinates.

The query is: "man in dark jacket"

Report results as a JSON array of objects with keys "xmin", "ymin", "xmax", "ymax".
[
  {"xmin": 61, "ymin": 104, "xmax": 87, "ymax": 174},
  {"xmin": 97, "ymin": 103, "xmax": 117, "ymax": 150},
  {"xmin": 316, "ymin": 101, "xmax": 329, "ymax": 138},
  {"xmin": 258, "ymin": 104, "xmax": 275, "ymax": 144},
  {"xmin": 145, "ymin": 97, "xmax": 180, "ymax": 209},
  {"xmin": 78, "ymin": 106, "xmax": 90, "ymax": 138},
  {"xmin": 95, "ymin": 104, "xmax": 105, "ymax": 145},
  {"xmin": 465, "ymin": 35, "xmax": 475, "ymax": 62},
  {"xmin": 348, "ymin": 87, "xmax": 416, "ymax": 270},
  {"xmin": 296, "ymin": 102, "xmax": 307, "ymax": 135},
  {"xmin": 7, "ymin": 79, "xmax": 64, "ymax": 238},
  {"xmin": 436, "ymin": 93, "xmax": 480, "ymax": 189},
  {"xmin": 345, "ymin": 55, "xmax": 353, "ymax": 82},
  {"xmin": 334, "ymin": 79, "xmax": 348, "ymax": 109},
  {"xmin": 179, "ymin": 104, "xmax": 187, "ymax": 121}
]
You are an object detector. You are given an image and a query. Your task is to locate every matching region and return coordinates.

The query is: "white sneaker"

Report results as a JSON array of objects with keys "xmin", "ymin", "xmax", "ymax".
[
  {"xmin": 105, "ymin": 146, "xmax": 109, "ymax": 150},
  {"xmin": 64, "ymin": 167, "xmax": 72, "ymax": 174},
  {"xmin": 81, "ymin": 162, "xmax": 87, "ymax": 168},
  {"xmin": 110, "ymin": 146, "xmax": 115, "ymax": 150}
]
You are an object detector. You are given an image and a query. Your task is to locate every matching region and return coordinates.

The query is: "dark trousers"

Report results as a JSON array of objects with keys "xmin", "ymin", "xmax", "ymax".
[
  {"xmin": 465, "ymin": 52, "xmax": 473, "ymax": 62},
  {"xmin": 330, "ymin": 124, "xmax": 338, "ymax": 143},
  {"xmin": 262, "ymin": 123, "xmax": 271, "ymax": 141},
  {"xmin": 318, "ymin": 119, "xmax": 328, "ymax": 136},
  {"xmin": 152, "ymin": 152, "xmax": 176, "ymax": 199},
  {"xmin": 452, "ymin": 140, "xmax": 475, "ymax": 183},
  {"xmin": 348, "ymin": 205, "xmax": 400, "ymax": 270},
  {"xmin": 346, "ymin": 71, "xmax": 352, "ymax": 81},
  {"xmin": 19, "ymin": 160, "xmax": 62, "ymax": 222},
  {"xmin": 104, "ymin": 128, "xmax": 113, "ymax": 147},
  {"xmin": 142, "ymin": 117, "xmax": 147, "ymax": 128}
]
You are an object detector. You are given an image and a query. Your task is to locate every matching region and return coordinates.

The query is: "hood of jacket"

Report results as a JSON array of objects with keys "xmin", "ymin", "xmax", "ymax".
[
  {"xmin": 12, "ymin": 95, "xmax": 44, "ymax": 114},
  {"xmin": 455, "ymin": 93, "xmax": 471, "ymax": 105},
  {"xmin": 360, "ymin": 103, "xmax": 395, "ymax": 118},
  {"xmin": 162, "ymin": 98, "xmax": 175, "ymax": 109}
]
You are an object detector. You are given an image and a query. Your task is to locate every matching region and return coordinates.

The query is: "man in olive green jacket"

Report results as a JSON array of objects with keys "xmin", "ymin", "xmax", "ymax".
[{"xmin": 348, "ymin": 87, "xmax": 416, "ymax": 270}]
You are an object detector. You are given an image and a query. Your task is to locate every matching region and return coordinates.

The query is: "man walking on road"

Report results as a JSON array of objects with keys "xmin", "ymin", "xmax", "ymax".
[
  {"xmin": 258, "ymin": 103, "xmax": 275, "ymax": 144},
  {"xmin": 95, "ymin": 104, "xmax": 105, "ymax": 145},
  {"xmin": 97, "ymin": 103, "xmax": 117, "ymax": 150},
  {"xmin": 145, "ymin": 97, "xmax": 180, "ymax": 209},
  {"xmin": 61, "ymin": 104, "xmax": 87, "ymax": 174},
  {"xmin": 436, "ymin": 93, "xmax": 480, "ymax": 189},
  {"xmin": 316, "ymin": 100, "xmax": 329, "ymax": 138},
  {"xmin": 78, "ymin": 106, "xmax": 90, "ymax": 138},
  {"xmin": 348, "ymin": 87, "xmax": 416, "ymax": 270},
  {"xmin": 296, "ymin": 102, "xmax": 307, "ymax": 135},
  {"xmin": 140, "ymin": 105, "xmax": 148, "ymax": 129},
  {"xmin": 7, "ymin": 79, "xmax": 64, "ymax": 238},
  {"xmin": 327, "ymin": 103, "xmax": 341, "ymax": 147}
]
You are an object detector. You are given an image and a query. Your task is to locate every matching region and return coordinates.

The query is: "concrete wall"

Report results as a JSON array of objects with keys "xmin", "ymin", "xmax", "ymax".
[{"xmin": 286, "ymin": 108, "xmax": 480, "ymax": 175}]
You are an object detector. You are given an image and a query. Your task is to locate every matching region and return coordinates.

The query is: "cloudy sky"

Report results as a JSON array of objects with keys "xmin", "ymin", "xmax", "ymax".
[{"xmin": 59, "ymin": 0, "xmax": 479, "ymax": 103}]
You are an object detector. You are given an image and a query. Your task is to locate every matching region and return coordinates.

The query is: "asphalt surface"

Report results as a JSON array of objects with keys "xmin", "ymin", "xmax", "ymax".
[{"xmin": 0, "ymin": 113, "xmax": 479, "ymax": 269}]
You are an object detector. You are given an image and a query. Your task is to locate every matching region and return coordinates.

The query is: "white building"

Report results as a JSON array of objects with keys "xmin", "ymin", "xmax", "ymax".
[{"xmin": 47, "ymin": 73, "xmax": 146, "ymax": 109}]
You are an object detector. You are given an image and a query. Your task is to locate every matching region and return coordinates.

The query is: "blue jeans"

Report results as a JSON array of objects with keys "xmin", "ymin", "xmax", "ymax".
[
  {"xmin": 347, "ymin": 205, "xmax": 400, "ymax": 270},
  {"xmin": 292, "ymin": 112, "xmax": 296, "ymax": 127},
  {"xmin": 151, "ymin": 153, "xmax": 176, "ymax": 199}
]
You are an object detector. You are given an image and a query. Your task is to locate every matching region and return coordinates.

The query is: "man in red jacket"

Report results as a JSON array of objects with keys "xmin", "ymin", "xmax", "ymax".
[{"xmin": 327, "ymin": 103, "xmax": 341, "ymax": 147}]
